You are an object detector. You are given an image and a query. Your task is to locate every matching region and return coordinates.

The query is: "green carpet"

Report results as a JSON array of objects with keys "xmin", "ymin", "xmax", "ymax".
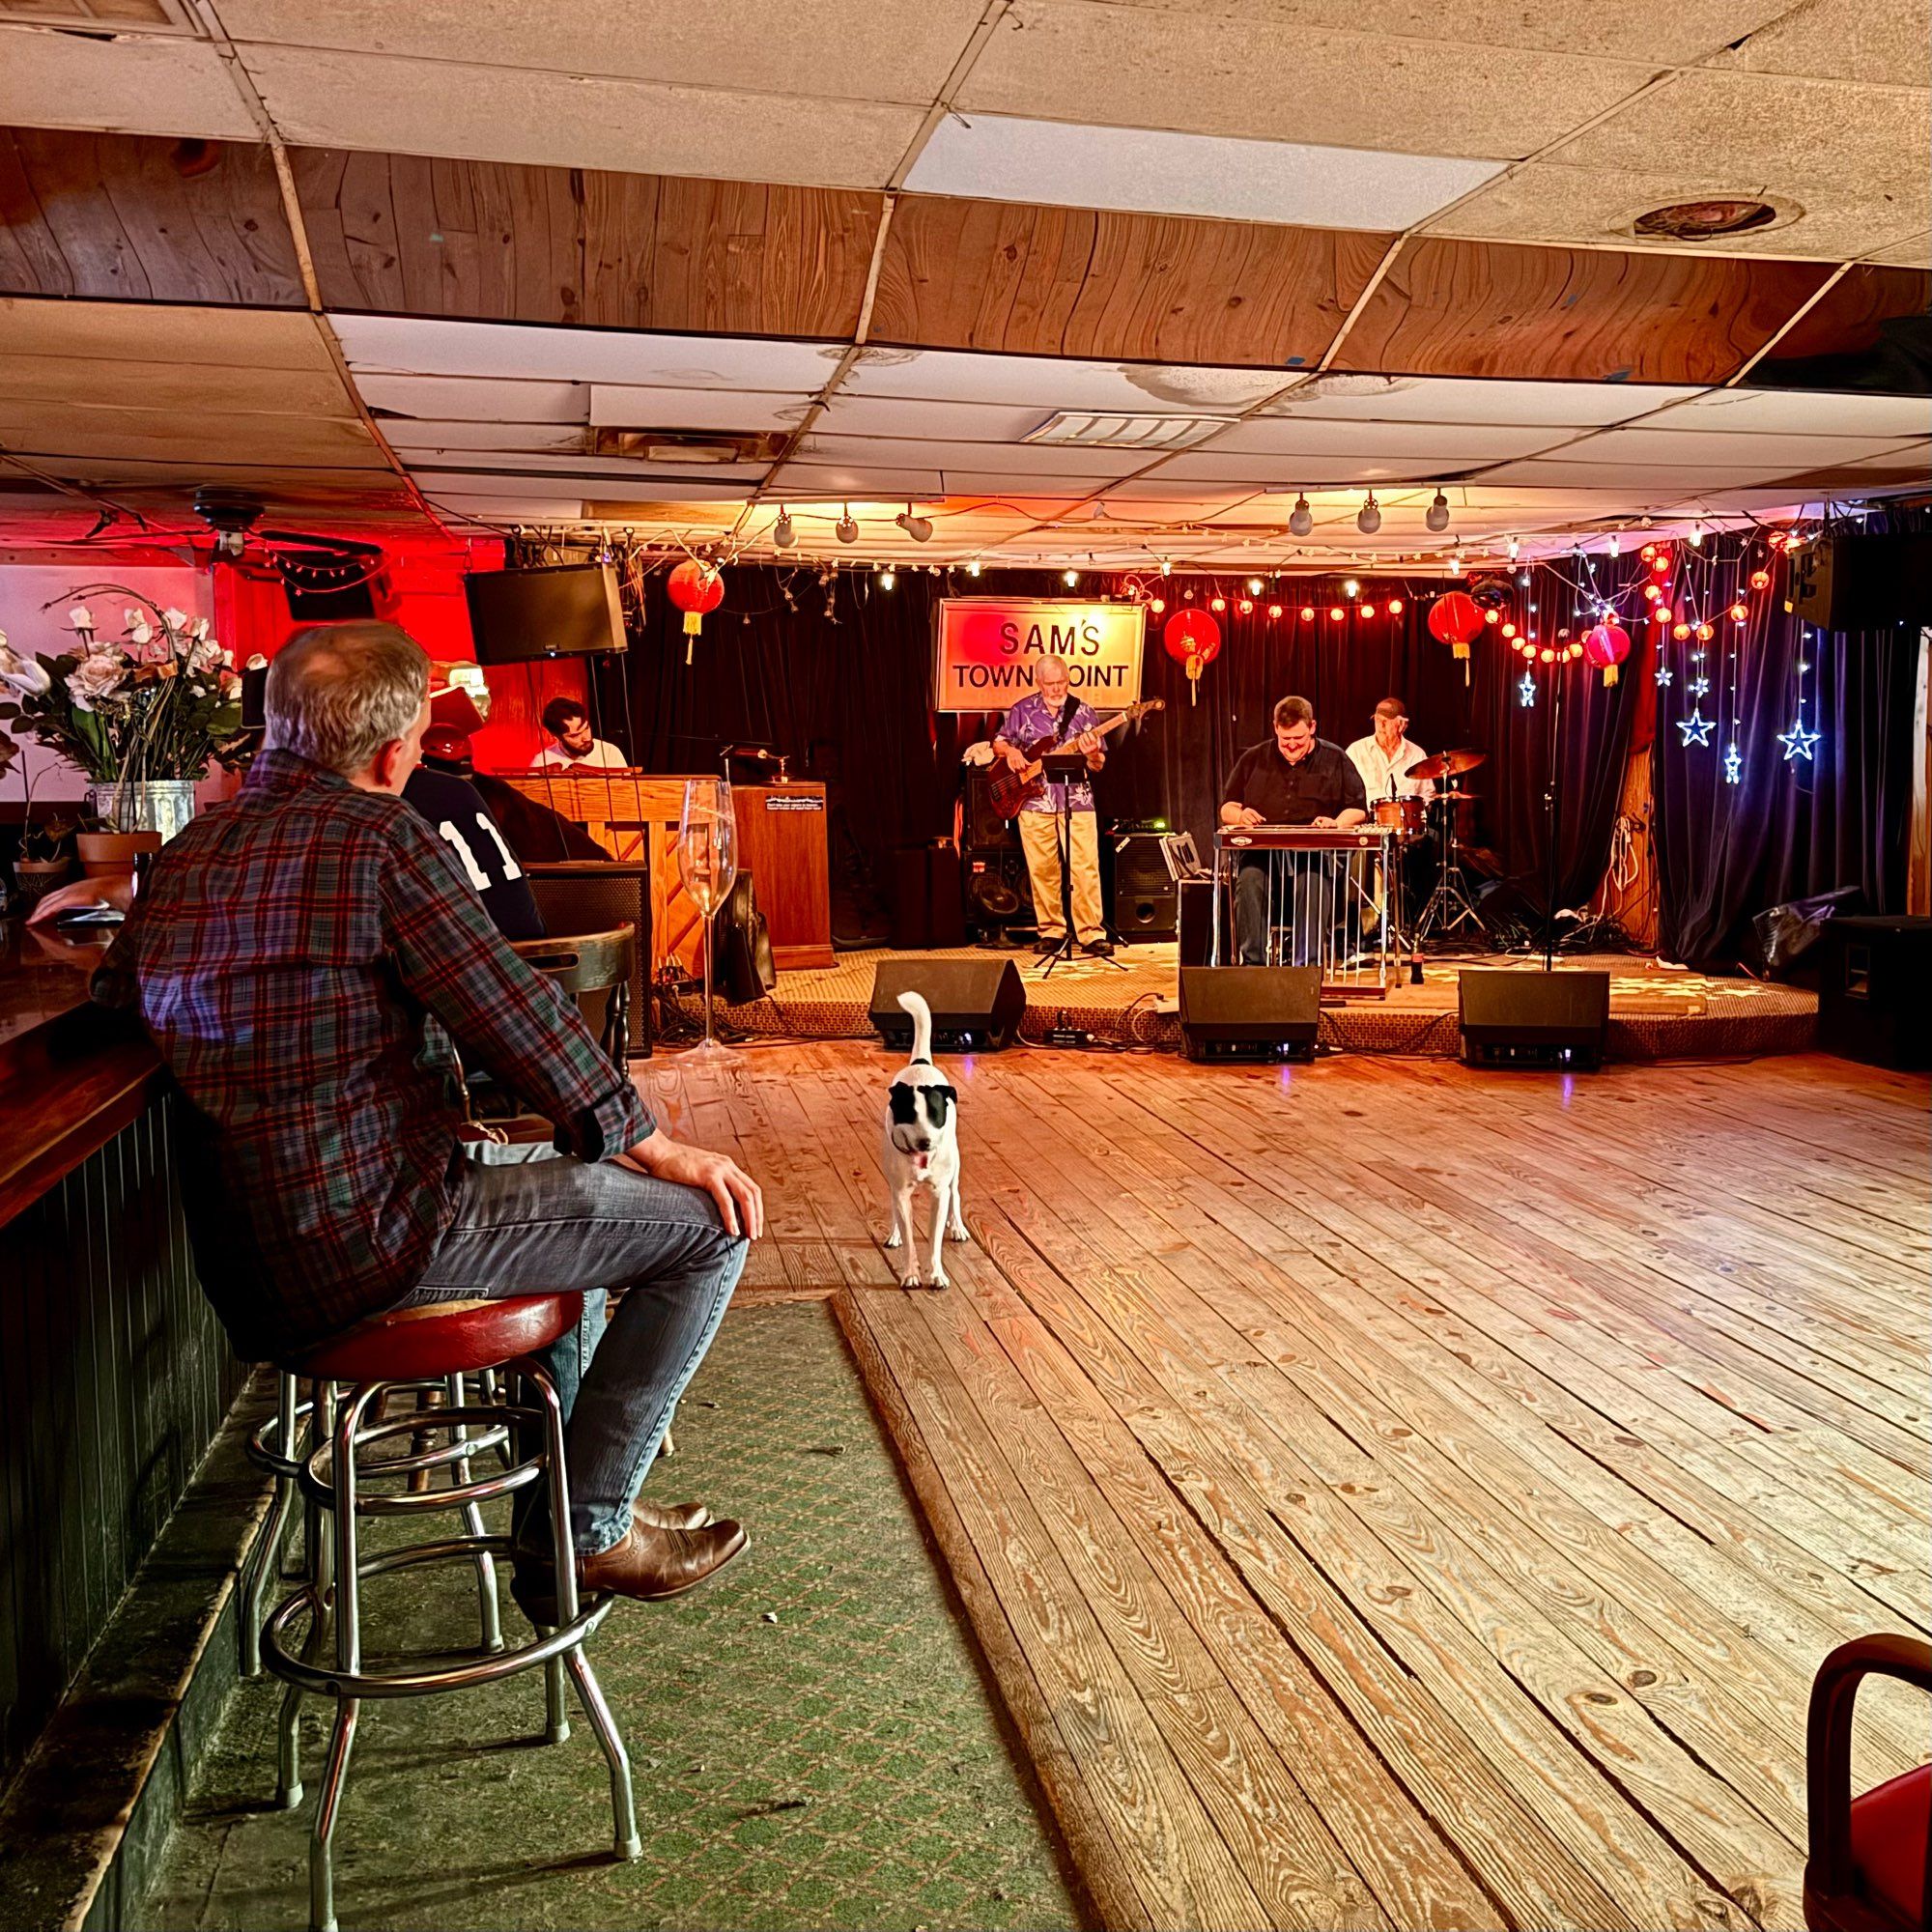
[{"xmin": 140, "ymin": 1304, "xmax": 1084, "ymax": 1932}]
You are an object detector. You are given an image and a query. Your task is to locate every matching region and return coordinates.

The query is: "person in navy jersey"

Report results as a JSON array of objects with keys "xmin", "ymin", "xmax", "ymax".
[{"xmin": 403, "ymin": 725, "xmax": 546, "ymax": 941}]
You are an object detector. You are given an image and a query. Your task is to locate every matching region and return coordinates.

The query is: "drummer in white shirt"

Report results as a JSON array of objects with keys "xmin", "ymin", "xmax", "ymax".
[
  {"xmin": 1346, "ymin": 697, "xmax": 1435, "ymax": 949},
  {"xmin": 1346, "ymin": 697, "xmax": 1435, "ymax": 807}
]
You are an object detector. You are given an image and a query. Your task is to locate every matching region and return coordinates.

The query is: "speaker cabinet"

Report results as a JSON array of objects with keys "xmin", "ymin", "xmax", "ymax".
[
  {"xmin": 962, "ymin": 848, "xmax": 1034, "ymax": 939},
  {"xmin": 892, "ymin": 842, "xmax": 967, "ymax": 950},
  {"xmin": 1784, "ymin": 532, "xmax": 1932, "ymax": 633},
  {"xmin": 1179, "ymin": 966, "xmax": 1320, "ymax": 1063},
  {"xmin": 963, "ymin": 767, "xmax": 1021, "ymax": 853},
  {"xmin": 1818, "ymin": 916, "xmax": 1931, "ymax": 1069},
  {"xmin": 1178, "ymin": 877, "xmax": 1215, "ymax": 967},
  {"xmin": 1459, "ymin": 967, "xmax": 1609, "ymax": 1070},
  {"xmin": 1109, "ymin": 828, "xmax": 1179, "ymax": 938},
  {"xmin": 868, "ymin": 958, "xmax": 1027, "ymax": 1052}
]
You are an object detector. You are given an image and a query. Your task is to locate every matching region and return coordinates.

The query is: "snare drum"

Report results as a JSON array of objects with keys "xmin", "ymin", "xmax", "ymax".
[{"xmin": 1374, "ymin": 795, "xmax": 1425, "ymax": 841}]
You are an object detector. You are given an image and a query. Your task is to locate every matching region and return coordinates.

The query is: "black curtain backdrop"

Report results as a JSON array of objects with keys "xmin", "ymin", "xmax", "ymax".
[
  {"xmin": 611, "ymin": 566, "xmax": 1641, "ymax": 934},
  {"xmin": 1651, "ymin": 523, "xmax": 1925, "ymax": 967}
]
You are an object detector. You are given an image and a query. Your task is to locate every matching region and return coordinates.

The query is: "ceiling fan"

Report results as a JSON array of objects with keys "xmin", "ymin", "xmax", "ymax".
[{"xmin": 191, "ymin": 487, "xmax": 383, "ymax": 581}]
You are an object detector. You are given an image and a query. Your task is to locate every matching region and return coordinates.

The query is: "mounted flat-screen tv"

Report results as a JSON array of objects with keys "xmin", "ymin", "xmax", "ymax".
[{"xmin": 465, "ymin": 563, "xmax": 627, "ymax": 664}]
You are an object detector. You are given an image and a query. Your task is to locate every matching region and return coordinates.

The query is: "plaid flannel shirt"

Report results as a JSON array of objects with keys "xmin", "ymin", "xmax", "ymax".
[{"xmin": 94, "ymin": 749, "xmax": 651, "ymax": 1360}]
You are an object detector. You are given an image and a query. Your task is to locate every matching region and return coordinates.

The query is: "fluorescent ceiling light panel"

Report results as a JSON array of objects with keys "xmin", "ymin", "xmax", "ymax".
[{"xmin": 905, "ymin": 114, "xmax": 1502, "ymax": 229}]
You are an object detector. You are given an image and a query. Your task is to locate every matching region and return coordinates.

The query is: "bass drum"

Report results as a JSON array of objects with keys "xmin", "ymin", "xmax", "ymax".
[{"xmin": 1374, "ymin": 795, "xmax": 1425, "ymax": 842}]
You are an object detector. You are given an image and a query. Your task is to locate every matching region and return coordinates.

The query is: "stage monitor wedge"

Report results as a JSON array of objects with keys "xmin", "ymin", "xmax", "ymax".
[
  {"xmin": 869, "ymin": 959, "xmax": 1026, "ymax": 1052},
  {"xmin": 466, "ymin": 562, "xmax": 627, "ymax": 664},
  {"xmin": 1459, "ymin": 967, "xmax": 1609, "ymax": 1070},
  {"xmin": 1179, "ymin": 966, "xmax": 1320, "ymax": 1063}
]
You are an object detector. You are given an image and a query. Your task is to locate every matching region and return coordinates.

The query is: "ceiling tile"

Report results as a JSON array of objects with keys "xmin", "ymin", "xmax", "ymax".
[
  {"xmin": 904, "ymin": 113, "xmax": 1501, "ymax": 228},
  {"xmin": 767, "ymin": 463, "xmax": 948, "ymax": 496},
  {"xmin": 588, "ymin": 387, "xmax": 810, "ymax": 431},
  {"xmin": 954, "ymin": 4, "xmax": 1662, "ymax": 160},
  {"xmin": 1073, "ymin": 0, "xmax": 1791, "ymax": 67},
  {"xmin": 0, "ymin": 403, "xmax": 382, "ymax": 467},
  {"xmin": 4, "ymin": 297, "xmax": 339, "ymax": 371},
  {"xmin": 1635, "ymin": 387, "xmax": 1932, "ymax": 437},
  {"xmin": 791, "ymin": 435, "xmax": 1138, "ymax": 478},
  {"xmin": 1552, "ymin": 425, "xmax": 1920, "ymax": 464},
  {"xmin": 354, "ymin": 375, "xmax": 589, "ymax": 423},
  {"xmin": 1708, "ymin": 0, "xmax": 1932, "ymax": 87},
  {"xmin": 1424, "ymin": 160, "xmax": 1931, "ymax": 262},
  {"xmin": 1145, "ymin": 450, "xmax": 1457, "ymax": 484},
  {"xmin": 838, "ymin": 348, "xmax": 1296, "ymax": 412},
  {"xmin": 808, "ymin": 395, "xmax": 1058, "ymax": 440},
  {"xmin": 1866, "ymin": 230, "xmax": 1932, "ymax": 268},
  {"xmin": 1547, "ymin": 70, "xmax": 1931, "ymax": 192},
  {"xmin": 1254, "ymin": 374, "xmax": 1698, "ymax": 425},
  {"xmin": 1469, "ymin": 457, "xmax": 1836, "ymax": 489},
  {"xmin": 385, "ymin": 420, "xmax": 586, "ymax": 454},
  {"xmin": 0, "ymin": 25, "xmax": 260, "ymax": 140},
  {"xmin": 240, "ymin": 45, "xmax": 924, "ymax": 185},
  {"xmin": 220, "ymin": 0, "xmax": 980, "ymax": 101},
  {"xmin": 1204, "ymin": 419, "xmax": 1577, "ymax": 460},
  {"xmin": 331, "ymin": 315, "xmax": 840, "ymax": 389}
]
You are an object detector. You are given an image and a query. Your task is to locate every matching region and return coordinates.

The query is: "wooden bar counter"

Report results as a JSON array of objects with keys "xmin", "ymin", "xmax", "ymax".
[{"xmin": 0, "ymin": 918, "xmax": 243, "ymax": 1799}]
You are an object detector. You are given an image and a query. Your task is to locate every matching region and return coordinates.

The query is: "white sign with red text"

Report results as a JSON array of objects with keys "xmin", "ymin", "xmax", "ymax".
[{"xmin": 934, "ymin": 598, "xmax": 1146, "ymax": 713}]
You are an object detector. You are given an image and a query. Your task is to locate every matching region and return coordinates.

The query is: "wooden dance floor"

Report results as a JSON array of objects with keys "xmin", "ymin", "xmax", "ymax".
[{"xmin": 652, "ymin": 1043, "xmax": 1929, "ymax": 1932}]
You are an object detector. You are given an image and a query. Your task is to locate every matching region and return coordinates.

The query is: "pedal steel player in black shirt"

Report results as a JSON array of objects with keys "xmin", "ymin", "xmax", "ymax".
[{"xmin": 1219, "ymin": 695, "xmax": 1367, "ymax": 966}]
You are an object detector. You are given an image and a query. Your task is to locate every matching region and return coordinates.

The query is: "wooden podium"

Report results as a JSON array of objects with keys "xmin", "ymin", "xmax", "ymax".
[{"xmin": 497, "ymin": 770, "xmax": 833, "ymax": 977}]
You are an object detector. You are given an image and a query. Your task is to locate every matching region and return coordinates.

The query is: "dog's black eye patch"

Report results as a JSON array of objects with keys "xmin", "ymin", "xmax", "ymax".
[
  {"xmin": 889, "ymin": 1086, "xmax": 920, "ymax": 1124},
  {"xmin": 923, "ymin": 1086, "xmax": 957, "ymax": 1125}
]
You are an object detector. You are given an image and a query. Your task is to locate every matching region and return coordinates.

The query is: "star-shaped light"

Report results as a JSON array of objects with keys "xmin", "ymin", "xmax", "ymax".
[
  {"xmin": 1518, "ymin": 672, "xmax": 1537, "ymax": 707},
  {"xmin": 1690, "ymin": 676, "xmax": 1711, "ymax": 697},
  {"xmin": 1678, "ymin": 710, "xmax": 1716, "ymax": 748},
  {"xmin": 1777, "ymin": 721, "xmax": 1821, "ymax": 761},
  {"xmin": 1723, "ymin": 745, "xmax": 1742, "ymax": 785},
  {"xmin": 1654, "ymin": 664, "xmax": 1674, "ymax": 688}
]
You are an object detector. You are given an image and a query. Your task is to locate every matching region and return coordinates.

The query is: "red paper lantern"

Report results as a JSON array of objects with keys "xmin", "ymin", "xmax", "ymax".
[
  {"xmin": 1749, "ymin": 569, "xmax": 1771, "ymax": 590},
  {"xmin": 1428, "ymin": 588, "xmax": 1484, "ymax": 683},
  {"xmin": 1650, "ymin": 551, "xmax": 1672, "ymax": 575},
  {"xmin": 1729, "ymin": 601, "xmax": 1749, "ymax": 622},
  {"xmin": 1386, "ymin": 598, "xmax": 1405, "ymax": 615},
  {"xmin": 1582, "ymin": 620, "xmax": 1631, "ymax": 687},
  {"xmin": 667, "ymin": 559, "xmax": 724, "ymax": 663},
  {"xmin": 1162, "ymin": 608, "xmax": 1222, "ymax": 705},
  {"xmin": 1299, "ymin": 605, "xmax": 1316, "ymax": 621},
  {"xmin": 1328, "ymin": 605, "xmax": 1347, "ymax": 623}
]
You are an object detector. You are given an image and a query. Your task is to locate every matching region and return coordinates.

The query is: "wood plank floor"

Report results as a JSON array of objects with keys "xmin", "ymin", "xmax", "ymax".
[{"xmin": 647, "ymin": 1043, "xmax": 1930, "ymax": 1932}]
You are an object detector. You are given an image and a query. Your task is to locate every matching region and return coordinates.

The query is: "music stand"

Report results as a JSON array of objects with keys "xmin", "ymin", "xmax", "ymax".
[{"xmin": 1035, "ymin": 750, "xmax": 1127, "ymax": 980}]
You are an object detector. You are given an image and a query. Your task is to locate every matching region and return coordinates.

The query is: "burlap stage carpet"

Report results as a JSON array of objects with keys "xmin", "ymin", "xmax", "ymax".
[{"xmin": 717, "ymin": 945, "xmax": 1816, "ymax": 1060}]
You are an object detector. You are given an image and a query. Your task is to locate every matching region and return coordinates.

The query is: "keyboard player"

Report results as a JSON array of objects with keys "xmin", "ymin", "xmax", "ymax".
[{"xmin": 1219, "ymin": 695, "xmax": 1368, "ymax": 966}]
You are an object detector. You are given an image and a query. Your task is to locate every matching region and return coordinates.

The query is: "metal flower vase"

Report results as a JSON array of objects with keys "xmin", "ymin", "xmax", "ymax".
[{"xmin": 87, "ymin": 779, "xmax": 198, "ymax": 842}]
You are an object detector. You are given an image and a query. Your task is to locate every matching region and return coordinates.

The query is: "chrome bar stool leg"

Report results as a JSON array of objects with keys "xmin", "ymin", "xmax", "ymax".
[
  {"xmin": 240, "ymin": 1371, "xmax": 302, "ymax": 1679},
  {"xmin": 310, "ymin": 1381, "xmax": 377, "ymax": 1932},
  {"xmin": 278, "ymin": 1380, "xmax": 335, "ymax": 1811},
  {"xmin": 444, "ymin": 1373, "xmax": 503, "ymax": 1655},
  {"xmin": 533, "ymin": 1369, "xmax": 639, "ymax": 1861}
]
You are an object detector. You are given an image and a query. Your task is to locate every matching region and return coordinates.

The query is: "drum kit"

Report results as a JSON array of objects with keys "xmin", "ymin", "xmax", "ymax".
[{"xmin": 1382, "ymin": 746, "xmax": 1489, "ymax": 947}]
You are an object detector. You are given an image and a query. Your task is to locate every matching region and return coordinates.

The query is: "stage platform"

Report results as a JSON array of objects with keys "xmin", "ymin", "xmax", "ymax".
[{"xmin": 721, "ymin": 943, "xmax": 1817, "ymax": 1060}]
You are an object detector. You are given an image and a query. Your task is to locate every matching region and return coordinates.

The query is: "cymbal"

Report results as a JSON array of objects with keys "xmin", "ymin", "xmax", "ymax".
[{"xmin": 1408, "ymin": 746, "xmax": 1488, "ymax": 781}]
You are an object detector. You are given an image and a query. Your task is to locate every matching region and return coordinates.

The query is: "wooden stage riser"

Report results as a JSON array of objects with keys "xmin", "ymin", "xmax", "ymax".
[{"xmin": 643, "ymin": 1047, "xmax": 1929, "ymax": 1932}]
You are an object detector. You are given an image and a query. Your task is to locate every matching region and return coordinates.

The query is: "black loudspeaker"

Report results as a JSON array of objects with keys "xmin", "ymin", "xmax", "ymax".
[
  {"xmin": 1110, "ymin": 828, "xmax": 1179, "ymax": 939},
  {"xmin": 1818, "ymin": 916, "xmax": 1931, "ymax": 1069},
  {"xmin": 716, "ymin": 871, "xmax": 777, "ymax": 1007},
  {"xmin": 1179, "ymin": 966, "xmax": 1320, "ymax": 1063},
  {"xmin": 1459, "ymin": 968, "xmax": 1609, "ymax": 1070},
  {"xmin": 963, "ymin": 767, "xmax": 1020, "ymax": 853},
  {"xmin": 1178, "ymin": 877, "xmax": 1215, "ymax": 967},
  {"xmin": 962, "ymin": 848, "xmax": 1034, "ymax": 939},
  {"xmin": 1784, "ymin": 532, "xmax": 1932, "ymax": 632},
  {"xmin": 892, "ymin": 842, "xmax": 967, "ymax": 949},
  {"xmin": 868, "ymin": 958, "xmax": 1027, "ymax": 1052}
]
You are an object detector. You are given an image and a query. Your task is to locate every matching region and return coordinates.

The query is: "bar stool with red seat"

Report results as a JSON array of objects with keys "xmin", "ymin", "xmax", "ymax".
[
  {"xmin": 1805, "ymin": 1634, "xmax": 1932, "ymax": 1932},
  {"xmin": 263, "ymin": 1292, "xmax": 640, "ymax": 1932}
]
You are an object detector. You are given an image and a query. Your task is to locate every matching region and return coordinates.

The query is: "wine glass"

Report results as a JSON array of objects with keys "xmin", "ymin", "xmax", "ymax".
[{"xmin": 677, "ymin": 778, "xmax": 739, "ymax": 1054}]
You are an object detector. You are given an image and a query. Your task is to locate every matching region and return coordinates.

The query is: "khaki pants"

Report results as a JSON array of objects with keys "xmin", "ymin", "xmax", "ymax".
[{"xmin": 1018, "ymin": 809, "xmax": 1105, "ymax": 943}]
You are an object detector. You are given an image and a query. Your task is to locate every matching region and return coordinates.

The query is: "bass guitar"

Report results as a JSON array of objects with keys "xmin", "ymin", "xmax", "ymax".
[{"xmin": 987, "ymin": 698, "xmax": 1165, "ymax": 818}]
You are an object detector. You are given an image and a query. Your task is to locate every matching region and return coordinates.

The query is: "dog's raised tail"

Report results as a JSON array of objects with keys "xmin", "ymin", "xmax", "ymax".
[{"xmin": 896, "ymin": 990, "xmax": 934, "ymax": 1065}]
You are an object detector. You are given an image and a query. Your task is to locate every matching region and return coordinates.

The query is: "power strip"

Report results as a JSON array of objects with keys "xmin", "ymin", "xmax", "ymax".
[{"xmin": 1045, "ymin": 1025, "xmax": 1094, "ymax": 1048}]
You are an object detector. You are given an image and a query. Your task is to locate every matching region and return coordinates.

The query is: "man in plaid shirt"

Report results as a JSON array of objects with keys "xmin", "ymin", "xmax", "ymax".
[{"xmin": 89, "ymin": 623, "xmax": 759, "ymax": 1609}]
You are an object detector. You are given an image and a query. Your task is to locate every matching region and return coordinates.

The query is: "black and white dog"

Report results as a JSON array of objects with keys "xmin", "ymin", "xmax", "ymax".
[{"xmin": 882, "ymin": 991, "xmax": 968, "ymax": 1290}]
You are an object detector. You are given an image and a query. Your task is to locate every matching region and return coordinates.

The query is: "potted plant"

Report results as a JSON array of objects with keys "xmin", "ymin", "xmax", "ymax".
[
  {"xmin": 2, "ymin": 593, "xmax": 250, "ymax": 877},
  {"xmin": 13, "ymin": 815, "xmax": 78, "ymax": 906}
]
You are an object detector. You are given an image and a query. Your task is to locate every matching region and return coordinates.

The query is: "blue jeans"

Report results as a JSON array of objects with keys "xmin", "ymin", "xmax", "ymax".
[{"xmin": 399, "ymin": 1143, "xmax": 746, "ymax": 1555}]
